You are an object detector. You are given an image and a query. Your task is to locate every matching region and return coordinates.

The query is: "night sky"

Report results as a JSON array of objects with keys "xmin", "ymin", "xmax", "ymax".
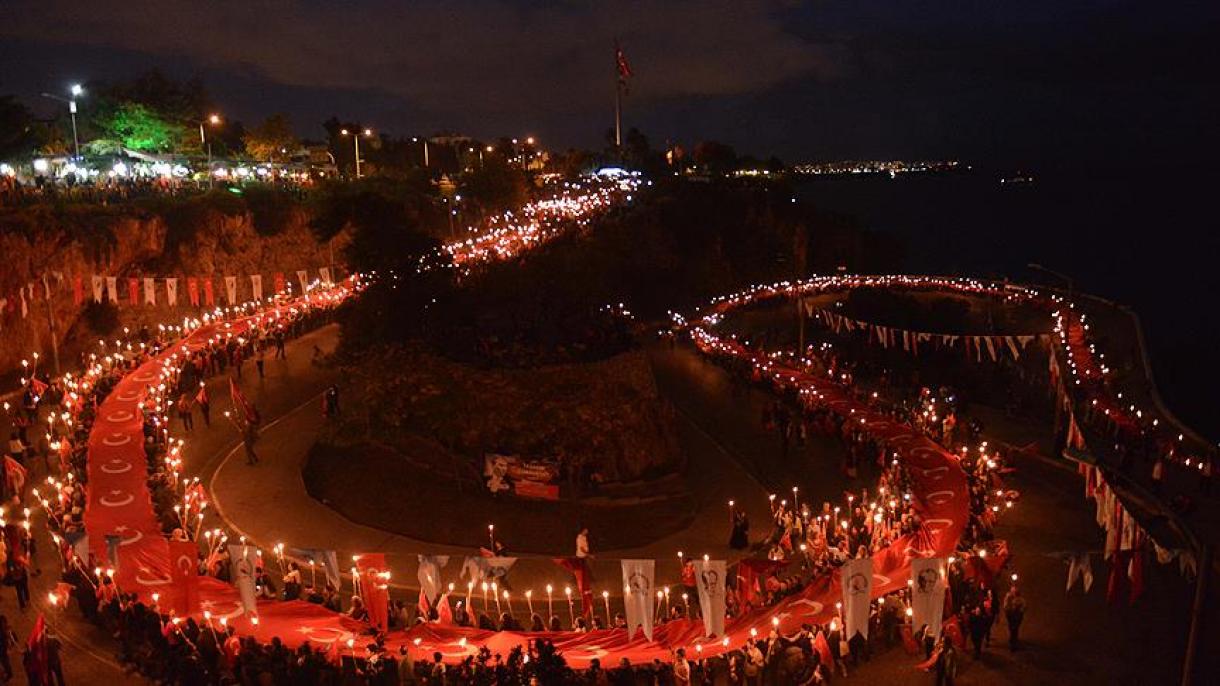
[{"xmin": 2, "ymin": 1, "xmax": 1216, "ymax": 167}]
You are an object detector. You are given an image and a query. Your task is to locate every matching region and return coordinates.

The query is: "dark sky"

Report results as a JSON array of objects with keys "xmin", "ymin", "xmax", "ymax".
[{"xmin": 1, "ymin": 0, "xmax": 1216, "ymax": 167}]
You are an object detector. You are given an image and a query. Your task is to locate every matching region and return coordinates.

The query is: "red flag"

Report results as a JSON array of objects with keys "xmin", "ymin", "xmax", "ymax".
[
  {"xmin": 73, "ymin": 275, "xmax": 83, "ymax": 305},
  {"xmin": 203, "ymin": 278, "xmax": 215, "ymax": 306},
  {"xmin": 814, "ymin": 631, "xmax": 834, "ymax": 667},
  {"xmin": 1129, "ymin": 547, "xmax": 1146, "ymax": 605},
  {"xmin": 4, "ymin": 456, "xmax": 27, "ymax": 494},
  {"xmin": 188, "ymin": 278, "xmax": 200, "ymax": 306},
  {"xmin": 128, "ymin": 277, "xmax": 140, "ymax": 306},
  {"xmin": 553, "ymin": 557, "xmax": 594, "ymax": 618},
  {"xmin": 942, "ymin": 615, "xmax": 967, "ymax": 650},
  {"xmin": 1107, "ymin": 550, "xmax": 1131, "ymax": 605},
  {"xmin": 736, "ymin": 559, "xmax": 785, "ymax": 609},
  {"xmin": 274, "ymin": 273, "xmax": 286, "ymax": 294},
  {"xmin": 417, "ymin": 587, "xmax": 430, "ymax": 619},
  {"xmin": 168, "ymin": 539, "xmax": 200, "ymax": 616},
  {"xmin": 26, "ymin": 614, "xmax": 47, "ymax": 682},
  {"xmin": 355, "ymin": 553, "xmax": 390, "ymax": 633},
  {"xmin": 615, "ymin": 41, "xmax": 633, "ymax": 83},
  {"xmin": 228, "ymin": 379, "xmax": 258, "ymax": 424},
  {"xmin": 437, "ymin": 593, "xmax": 454, "ymax": 625}
]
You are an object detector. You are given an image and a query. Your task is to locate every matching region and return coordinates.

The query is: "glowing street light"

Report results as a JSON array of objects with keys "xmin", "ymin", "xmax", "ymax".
[
  {"xmin": 412, "ymin": 137, "xmax": 430, "ymax": 168},
  {"xmin": 42, "ymin": 84, "xmax": 85, "ymax": 160},
  {"xmin": 341, "ymin": 127, "xmax": 374, "ymax": 178}
]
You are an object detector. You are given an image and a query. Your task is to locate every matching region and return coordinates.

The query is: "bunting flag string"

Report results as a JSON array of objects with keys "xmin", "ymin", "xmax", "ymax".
[
  {"xmin": 0, "ymin": 267, "xmax": 338, "ymax": 324},
  {"xmin": 810, "ymin": 308, "xmax": 1049, "ymax": 363}
]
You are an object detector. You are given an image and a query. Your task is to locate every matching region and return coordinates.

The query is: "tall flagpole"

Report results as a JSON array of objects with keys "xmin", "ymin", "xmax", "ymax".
[{"xmin": 613, "ymin": 42, "xmax": 622, "ymax": 149}]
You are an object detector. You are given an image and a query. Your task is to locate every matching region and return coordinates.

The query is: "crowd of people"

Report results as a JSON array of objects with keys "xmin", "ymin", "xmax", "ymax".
[{"xmin": 0, "ymin": 269, "xmax": 1040, "ymax": 686}]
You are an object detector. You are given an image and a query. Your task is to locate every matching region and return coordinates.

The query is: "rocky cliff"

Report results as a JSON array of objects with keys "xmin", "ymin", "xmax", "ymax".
[{"xmin": 0, "ymin": 196, "xmax": 348, "ymax": 377}]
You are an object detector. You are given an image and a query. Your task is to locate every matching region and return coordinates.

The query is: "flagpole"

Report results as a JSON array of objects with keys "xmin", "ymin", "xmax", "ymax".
[{"xmin": 613, "ymin": 41, "xmax": 622, "ymax": 150}]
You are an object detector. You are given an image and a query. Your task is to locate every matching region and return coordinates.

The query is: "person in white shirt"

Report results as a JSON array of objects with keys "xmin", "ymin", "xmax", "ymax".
[{"xmin": 575, "ymin": 527, "xmax": 591, "ymax": 559}]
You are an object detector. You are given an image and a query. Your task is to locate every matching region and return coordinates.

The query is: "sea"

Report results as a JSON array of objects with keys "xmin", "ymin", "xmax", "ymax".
[{"xmin": 794, "ymin": 165, "xmax": 1220, "ymax": 441}]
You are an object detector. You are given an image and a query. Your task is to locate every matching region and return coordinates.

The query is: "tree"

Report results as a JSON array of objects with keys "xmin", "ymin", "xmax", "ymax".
[
  {"xmin": 244, "ymin": 114, "xmax": 297, "ymax": 162},
  {"xmin": 87, "ymin": 70, "xmax": 210, "ymax": 153},
  {"xmin": 460, "ymin": 157, "xmax": 529, "ymax": 216},
  {"xmin": 92, "ymin": 101, "xmax": 185, "ymax": 153},
  {"xmin": 692, "ymin": 140, "xmax": 739, "ymax": 176},
  {"xmin": 0, "ymin": 95, "xmax": 43, "ymax": 160}
]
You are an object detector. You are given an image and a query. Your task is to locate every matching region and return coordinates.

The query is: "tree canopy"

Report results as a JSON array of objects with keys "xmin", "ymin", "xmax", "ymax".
[{"xmin": 243, "ymin": 114, "xmax": 298, "ymax": 161}]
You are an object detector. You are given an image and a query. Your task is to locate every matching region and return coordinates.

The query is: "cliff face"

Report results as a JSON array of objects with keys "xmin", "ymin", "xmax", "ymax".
[{"xmin": 0, "ymin": 201, "xmax": 348, "ymax": 376}]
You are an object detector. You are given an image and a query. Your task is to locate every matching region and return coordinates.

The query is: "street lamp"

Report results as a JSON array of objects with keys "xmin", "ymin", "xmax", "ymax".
[
  {"xmin": 41, "ymin": 84, "xmax": 85, "ymax": 160},
  {"xmin": 341, "ymin": 128, "xmax": 373, "ymax": 178},
  {"xmin": 199, "ymin": 113, "xmax": 221, "ymax": 171},
  {"xmin": 412, "ymin": 137, "xmax": 430, "ymax": 168}
]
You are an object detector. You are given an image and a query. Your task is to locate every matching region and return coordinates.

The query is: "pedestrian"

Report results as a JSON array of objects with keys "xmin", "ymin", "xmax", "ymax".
[
  {"xmin": 575, "ymin": 526, "xmax": 591, "ymax": 559},
  {"xmin": 671, "ymin": 648, "xmax": 691, "ymax": 686},
  {"xmin": 178, "ymin": 392, "xmax": 194, "ymax": 432},
  {"xmin": 6, "ymin": 434, "xmax": 25, "ymax": 467},
  {"xmin": 1004, "ymin": 585, "xmax": 1027, "ymax": 651},
  {"xmin": 197, "ymin": 384, "xmax": 211, "ymax": 427},
  {"xmin": 275, "ymin": 330, "xmax": 286, "ymax": 359},
  {"xmin": 242, "ymin": 416, "xmax": 260, "ymax": 466},
  {"xmin": 255, "ymin": 348, "xmax": 265, "ymax": 380},
  {"xmin": 324, "ymin": 385, "xmax": 341, "ymax": 418},
  {"xmin": 967, "ymin": 606, "xmax": 987, "ymax": 659},
  {"xmin": 45, "ymin": 631, "xmax": 64, "ymax": 686},
  {"xmin": 0, "ymin": 614, "xmax": 15, "ymax": 682},
  {"xmin": 934, "ymin": 637, "xmax": 957, "ymax": 686},
  {"xmin": 6, "ymin": 559, "xmax": 30, "ymax": 611}
]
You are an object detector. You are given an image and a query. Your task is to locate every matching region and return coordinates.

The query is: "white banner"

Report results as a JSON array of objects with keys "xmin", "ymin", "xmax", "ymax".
[
  {"xmin": 143, "ymin": 278, "xmax": 156, "ymax": 305},
  {"xmin": 417, "ymin": 555, "xmax": 450, "ymax": 606},
  {"xmin": 693, "ymin": 559, "xmax": 727, "ymax": 637},
  {"xmin": 91, "ymin": 275, "xmax": 104, "ymax": 303},
  {"xmin": 910, "ymin": 557, "xmax": 947, "ymax": 640},
  {"xmin": 621, "ymin": 559, "xmax": 656, "ymax": 641},
  {"xmin": 225, "ymin": 276, "xmax": 238, "ymax": 305},
  {"xmin": 166, "ymin": 278, "xmax": 178, "ymax": 306},
  {"xmin": 840, "ymin": 557, "xmax": 873, "ymax": 640},
  {"xmin": 105, "ymin": 276, "xmax": 118, "ymax": 303},
  {"xmin": 250, "ymin": 274, "xmax": 263, "ymax": 302},
  {"xmin": 319, "ymin": 266, "xmax": 332, "ymax": 285},
  {"xmin": 296, "ymin": 269, "xmax": 309, "ymax": 294},
  {"xmin": 228, "ymin": 544, "xmax": 260, "ymax": 617}
]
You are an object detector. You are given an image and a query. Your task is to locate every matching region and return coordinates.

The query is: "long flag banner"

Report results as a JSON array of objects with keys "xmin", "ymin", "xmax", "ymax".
[
  {"xmin": 621, "ymin": 559, "xmax": 655, "ymax": 641},
  {"xmin": 355, "ymin": 553, "xmax": 391, "ymax": 633},
  {"xmin": 693, "ymin": 559, "xmax": 727, "ymax": 637},
  {"xmin": 841, "ymin": 557, "xmax": 873, "ymax": 640},
  {"xmin": 292, "ymin": 548, "xmax": 341, "ymax": 590},
  {"xmin": 229, "ymin": 544, "xmax": 260, "ymax": 617},
  {"xmin": 168, "ymin": 539, "xmax": 200, "ymax": 617},
  {"xmin": 910, "ymin": 557, "xmax": 947, "ymax": 640},
  {"xmin": 417, "ymin": 555, "xmax": 450, "ymax": 607}
]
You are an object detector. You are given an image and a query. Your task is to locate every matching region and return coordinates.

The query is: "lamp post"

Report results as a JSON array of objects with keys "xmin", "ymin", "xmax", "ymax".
[
  {"xmin": 413, "ymin": 137, "xmax": 429, "ymax": 168},
  {"xmin": 40, "ymin": 84, "xmax": 84, "ymax": 160},
  {"xmin": 341, "ymin": 128, "xmax": 373, "ymax": 178},
  {"xmin": 1026, "ymin": 263, "xmax": 1073, "ymax": 296}
]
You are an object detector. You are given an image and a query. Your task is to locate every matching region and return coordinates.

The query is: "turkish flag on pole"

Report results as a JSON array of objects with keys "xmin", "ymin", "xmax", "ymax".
[
  {"xmin": 168, "ymin": 539, "xmax": 200, "ymax": 616},
  {"xmin": 553, "ymin": 557, "xmax": 594, "ymax": 618},
  {"xmin": 355, "ymin": 553, "xmax": 391, "ymax": 633},
  {"xmin": 187, "ymin": 278, "xmax": 200, "ymax": 306},
  {"xmin": 229, "ymin": 378, "xmax": 258, "ymax": 425},
  {"xmin": 203, "ymin": 278, "xmax": 215, "ymax": 306},
  {"xmin": 128, "ymin": 277, "xmax": 140, "ymax": 306},
  {"xmin": 274, "ymin": 273, "xmax": 286, "ymax": 294}
]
